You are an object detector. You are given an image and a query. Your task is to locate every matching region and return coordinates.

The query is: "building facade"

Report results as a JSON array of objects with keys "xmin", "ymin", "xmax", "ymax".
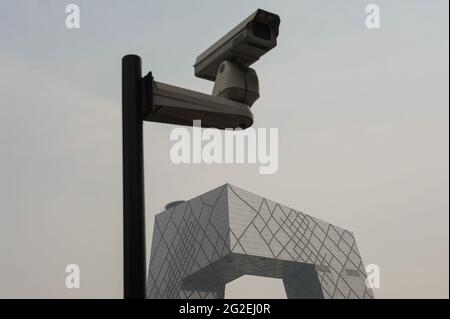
[{"xmin": 147, "ymin": 184, "xmax": 374, "ymax": 299}]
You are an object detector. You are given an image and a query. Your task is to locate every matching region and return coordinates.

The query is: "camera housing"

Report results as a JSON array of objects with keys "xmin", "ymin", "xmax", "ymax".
[{"xmin": 194, "ymin": 9, "xmax": 280, "ymax": 81}]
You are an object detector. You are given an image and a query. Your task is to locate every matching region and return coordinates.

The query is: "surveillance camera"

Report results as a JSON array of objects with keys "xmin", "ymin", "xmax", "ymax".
[
  {"xmin": 133, "ymin": 9, "xmax": 280, "ymax": 130},
  {"xmin": 194, "ymin": 9, "xmax": 280, "ymax": 81}
]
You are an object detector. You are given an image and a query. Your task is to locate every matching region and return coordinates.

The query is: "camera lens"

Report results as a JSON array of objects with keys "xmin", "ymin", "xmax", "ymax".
[{"xmin": 252, "ymin": 21, "xmax": 271, "ymax": 40}]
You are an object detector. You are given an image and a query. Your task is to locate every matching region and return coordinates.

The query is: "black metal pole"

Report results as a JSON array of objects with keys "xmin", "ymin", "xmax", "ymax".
[{"xmin": 122, "ymin": 55, "xmax": 146, "ymax": 299}]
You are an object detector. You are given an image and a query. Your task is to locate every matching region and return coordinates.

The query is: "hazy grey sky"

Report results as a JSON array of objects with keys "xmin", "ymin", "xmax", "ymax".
[{"xmin": 0, "ymin": 0, "xmax": 448, "ymax": 298}]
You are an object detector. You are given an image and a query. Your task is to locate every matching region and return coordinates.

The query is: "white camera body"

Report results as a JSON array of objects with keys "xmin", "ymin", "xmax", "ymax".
[{"xmin": 194, "ymin": 9, "xmax": 280, "ymax": 81}]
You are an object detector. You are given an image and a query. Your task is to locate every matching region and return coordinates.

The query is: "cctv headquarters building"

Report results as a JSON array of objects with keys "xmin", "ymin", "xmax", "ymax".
[{"xmin": 147, "ymin": 184, "xmax": 374, "ymax": 299}]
